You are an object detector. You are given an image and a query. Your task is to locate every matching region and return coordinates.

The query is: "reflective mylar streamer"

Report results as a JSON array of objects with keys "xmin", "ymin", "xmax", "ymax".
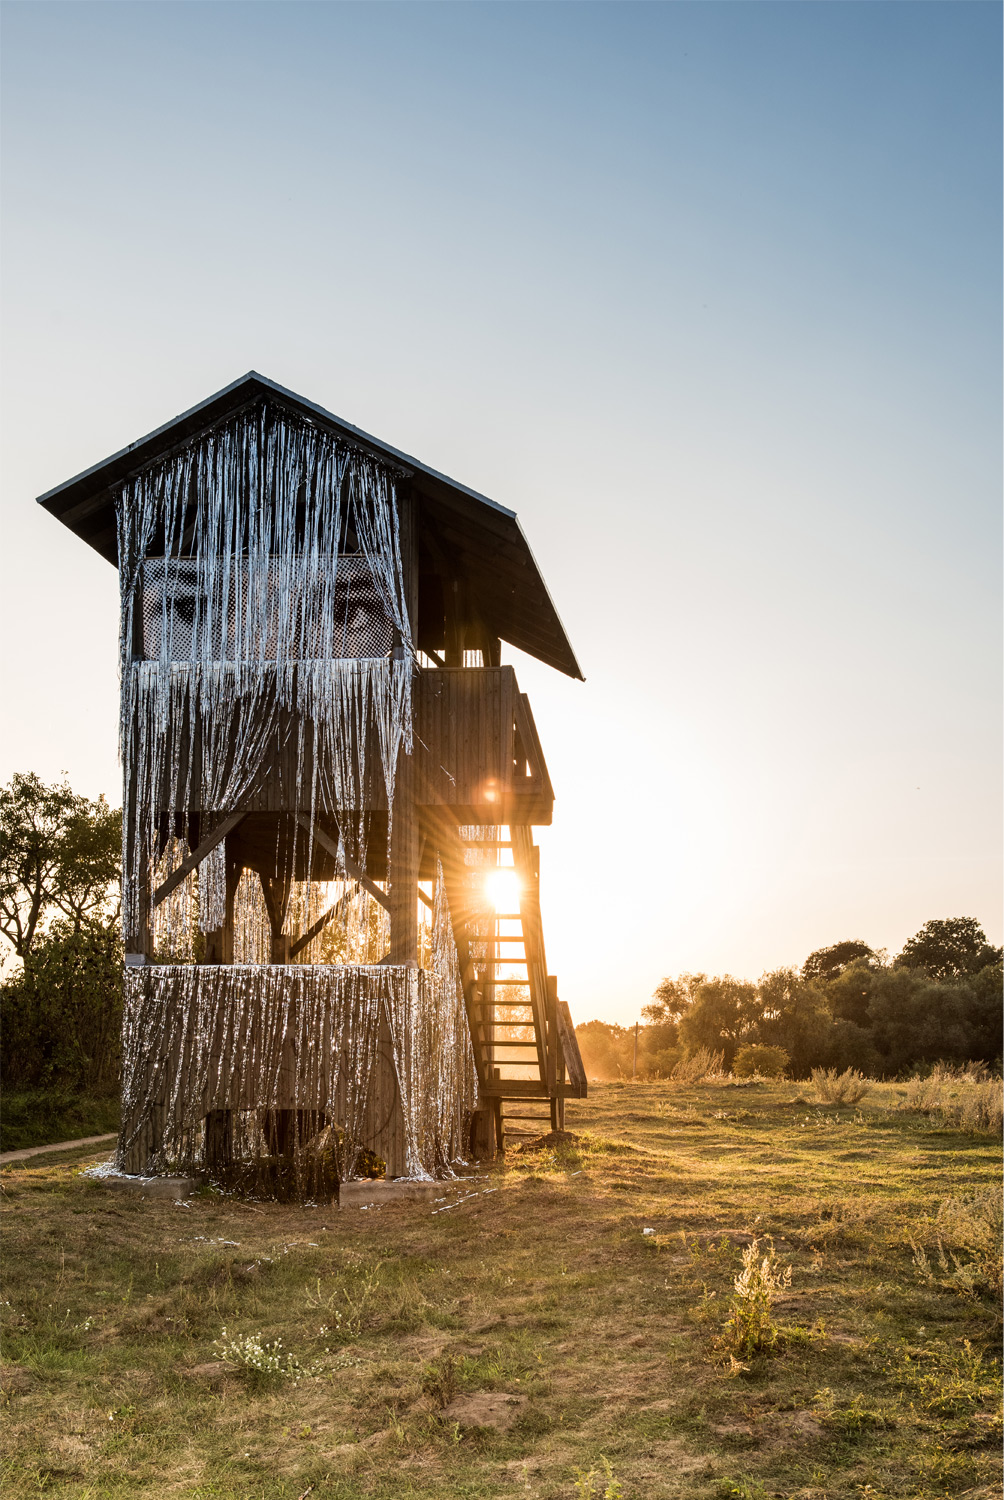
[
  {"xmin": 118, "ymin": 959, "xmax": 477, "ymax": 1192},
  {"xmin": 115, "ymin": 402, "xmax": 414, "ymax": 935}
]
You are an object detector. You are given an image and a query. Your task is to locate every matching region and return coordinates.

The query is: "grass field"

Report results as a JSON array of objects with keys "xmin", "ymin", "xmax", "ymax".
[{"xmin": 1, "ymin": 1079, "xmax": 1000, "ymax": 1499}]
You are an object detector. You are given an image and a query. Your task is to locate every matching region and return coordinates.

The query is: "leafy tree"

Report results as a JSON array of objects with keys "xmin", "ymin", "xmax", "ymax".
[
  {"xmin": 822, "ymin": 959, "xmax": 881, "ymax": 1029},
  {"xmin": 1, "ymin": 918, "xmax": 122, "ymax": 1091},
  {"xmin": 896, "ymin": 918, "xmax": 1002, "ymax": 982},
  {"xmin": 755, "ymin": 967, "xmax": 839, "ymax": 1076},
  {"xmin": 0, "ymin": 773, "xmax": 120, "ymax": 960},
  {"xmin": 866, "ymin": 966, "xmax": 981, "ymax": 1074},
  {"xmin": 962, "ymin": 960, "xmax": 1004, "ymax": 1063},
  {"xmin": 647, "ymin": 973, "xmax": 704, "ymax": 1024},
  {"xmin": 677, "ymin": 975, "xmax": 760, "ymax": 1070},
  {"xmin": 802, "ymin": 940, "xmax": 876, "ymax": 983},
  {"xmin": 644, "ymin": 974, "xmax": 701, "ymax": 1051}
]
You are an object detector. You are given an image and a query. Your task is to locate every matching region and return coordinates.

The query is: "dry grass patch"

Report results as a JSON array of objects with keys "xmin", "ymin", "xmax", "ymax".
[{"xmin": 901, "ymin": 1064, "xmax": 1003, "ymax": 1135}]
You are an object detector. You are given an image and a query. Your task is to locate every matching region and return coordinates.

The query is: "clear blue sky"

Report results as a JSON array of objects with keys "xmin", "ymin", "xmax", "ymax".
[{"xmin": 1, "ymin": 1, "xmax": 1000, "ymax": 1022}]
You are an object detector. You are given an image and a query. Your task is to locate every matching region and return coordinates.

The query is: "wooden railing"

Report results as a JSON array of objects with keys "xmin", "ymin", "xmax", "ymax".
[{"xmin": 414, "ymin": 667, "xmax": 553, "ymax": 824}]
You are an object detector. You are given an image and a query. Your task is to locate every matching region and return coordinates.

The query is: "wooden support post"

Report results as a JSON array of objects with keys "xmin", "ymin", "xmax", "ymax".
[
  {"xmin": 388, "ymin": 728, "xmax": 419, "ymax": 964},
  {"xmin": 204, "ymin": 1109, "xmax": 232, "ymax": 1173},
  {"xmin": 204, "ymin": 848, "xmax": 240, "ymax": 965},
  {"xmin": 288, "ymin": 881, "xmax": 360, "ymax": 959},
  {"xmin": 556, "ymin": 1000, "xmax": 588, "ymax": 1098},
  {"xmin": 123, "ymin": 805, "xmax": 152, "ymax": 961},
  {"xmin": 260, "ymin": 874, "xmax": 292, "ymax": 964},
  {"xmin": 546, "ymin": 973, "xmax": 559, "ymax": 1098},
  {"xmin": 469, "ymin": 1106, "xmax": 497, "ymax": 1160},
  {"xmin": 270, "ymin": 934, "xmax": 292, "ymax": 963},
  {"xmin": 389, "ymin": 487, "xmax": 419, "ymax": 966},
  {"xmin": 152, "ymin": 812, "xmax": 245, "ymax": 907}
]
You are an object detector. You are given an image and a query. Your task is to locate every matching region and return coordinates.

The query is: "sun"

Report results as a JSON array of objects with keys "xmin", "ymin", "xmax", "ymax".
[{"xmin": 484, "ymin": 868, "xmax": 521, "ymax": 914}]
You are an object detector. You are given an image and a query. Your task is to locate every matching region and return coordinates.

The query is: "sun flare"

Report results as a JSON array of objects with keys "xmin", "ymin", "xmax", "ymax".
[{"xmin": 484, "ymin": 867, "xmax": 521, "ymax": 914}]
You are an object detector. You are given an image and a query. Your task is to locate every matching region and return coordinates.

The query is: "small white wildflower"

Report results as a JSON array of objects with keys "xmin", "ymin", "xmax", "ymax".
[{"xmin": 217, "ymin": 1329, "xmax": 320, "ymax": 1381}]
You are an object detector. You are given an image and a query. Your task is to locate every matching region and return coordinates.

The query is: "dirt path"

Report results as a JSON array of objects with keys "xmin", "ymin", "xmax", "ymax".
[{"xmin": 0, "ymin": 1133, "xmax": 117, "ymax": 1164}]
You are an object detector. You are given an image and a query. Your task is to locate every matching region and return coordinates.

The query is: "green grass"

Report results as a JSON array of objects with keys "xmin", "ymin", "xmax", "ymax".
[
  {"xmin": 1, "ymin": 1079, "xmax": 1000, "ymax": 1498},
  {"xmin": 0, "ymin": 1089, "xmax": 120, "ymax": 1153}
]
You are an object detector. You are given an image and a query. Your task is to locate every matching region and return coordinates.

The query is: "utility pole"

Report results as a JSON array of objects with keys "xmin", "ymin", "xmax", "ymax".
[{"xmin": 632, "ymin": 1021, "xmax": 639, "ymax": 1079}]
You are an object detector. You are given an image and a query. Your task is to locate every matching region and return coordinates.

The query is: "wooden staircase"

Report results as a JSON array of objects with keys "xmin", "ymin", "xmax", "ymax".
[{"xmin": 425, "ymin": 811, "xmax": 587, "ymax": 1154}]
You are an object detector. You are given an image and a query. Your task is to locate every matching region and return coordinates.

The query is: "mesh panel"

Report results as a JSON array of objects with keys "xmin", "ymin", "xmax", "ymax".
[{"xmin": 141, "ymin": 555, "xmax": 392, "ymax": 661}]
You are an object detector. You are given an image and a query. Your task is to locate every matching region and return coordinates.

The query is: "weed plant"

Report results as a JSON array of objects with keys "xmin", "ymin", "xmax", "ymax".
[
  {"xmin": 811, "ymin": 1067, "xmax": 872, "ymax": 1105},
  {"xmin": 902, "ymin": 1063, "xmax": 1003, "ymax": 1134},
  {"xmin": 573, "ymin": 1455, "xmax": 623, "ymax": 1498},
  {"xmin": 671, "ymin": 1047, "xmax": 725, "ymax": 1083},
  {"xmin": 217, "ymin": 1328, "xmax": 320, "ymax": 1385},
  {"xmin": 910, "ymin": 1186, "xmax": 1003, "ymax": 1298},
  {"xmin": 720, "ymin": 1239, "xmax": 792, "ymax": 1358}
]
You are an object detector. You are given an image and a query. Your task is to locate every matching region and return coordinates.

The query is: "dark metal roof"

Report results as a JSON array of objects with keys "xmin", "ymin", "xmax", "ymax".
[{"xmin": 36, "ymin": 371, "xmax": 583, "ymax": 680}]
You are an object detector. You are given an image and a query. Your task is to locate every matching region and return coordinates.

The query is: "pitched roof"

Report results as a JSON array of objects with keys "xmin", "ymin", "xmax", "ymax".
[{"xmin": 37, "ymin": 371, "xmax": 583, "ymax": 680}]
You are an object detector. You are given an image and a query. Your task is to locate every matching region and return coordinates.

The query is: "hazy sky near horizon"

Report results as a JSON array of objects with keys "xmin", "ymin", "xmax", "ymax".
[{"xmin": 1, "ymin": 1, "xmax": 1000, "ymax": 1023}]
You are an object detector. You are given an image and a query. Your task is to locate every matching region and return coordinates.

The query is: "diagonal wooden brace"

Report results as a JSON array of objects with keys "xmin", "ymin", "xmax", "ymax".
[
  {"xmin": 296, "ymin": 815, "xmax": 391, "ymax": 914},
  {"xmin": 152, "ymin": 812, "xmax": 245, "ymax": 908},
  {"xmin": 288, "ymin": 880, "xmax": 361, "ymax": 960}
]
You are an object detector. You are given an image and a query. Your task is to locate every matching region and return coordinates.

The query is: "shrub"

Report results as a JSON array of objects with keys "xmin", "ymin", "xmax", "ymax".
[
  {"xmin": 671, "ymin": 1047, "xmax": 725, "ymax": 1083},
  {"xmin": 642, "ymin": 1046, "xmax": 682, "ymax": 1079},
  {"xmin": 938, "ymin": 1190, "xmax": 1003, "ymax": 1297},
  {"xmin": 732, "ymin": 1045, "xmax": 789, "ymax": 1079},
  {"xmin": 720, "ymin": 1239, "xmax": 792, "ymax": 1358},
  {"xmin": 811, "ymin": 1066, "xmax": 871, "ymax": 1106}
]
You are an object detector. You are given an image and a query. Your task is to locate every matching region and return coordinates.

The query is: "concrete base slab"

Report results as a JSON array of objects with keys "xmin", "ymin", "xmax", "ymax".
[
  {"xmin": 339, "ymin": 1178, "xmax": 438, "ymax": 1208},
  {"xmin": 90, "ymin": 1170, "xmax": 200, "ymax": 1201}
]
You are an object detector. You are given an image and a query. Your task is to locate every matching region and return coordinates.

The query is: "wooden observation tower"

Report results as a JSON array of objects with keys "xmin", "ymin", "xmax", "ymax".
[{"xmin": 39, "ymin": 372, "xmax": 586, "ymax": 1190}]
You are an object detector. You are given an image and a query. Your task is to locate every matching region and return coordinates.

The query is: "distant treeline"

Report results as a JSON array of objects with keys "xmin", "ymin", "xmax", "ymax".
[{"xmin": 576, "ymin": 921, "xmax": 1003, "ymax": 1082}]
